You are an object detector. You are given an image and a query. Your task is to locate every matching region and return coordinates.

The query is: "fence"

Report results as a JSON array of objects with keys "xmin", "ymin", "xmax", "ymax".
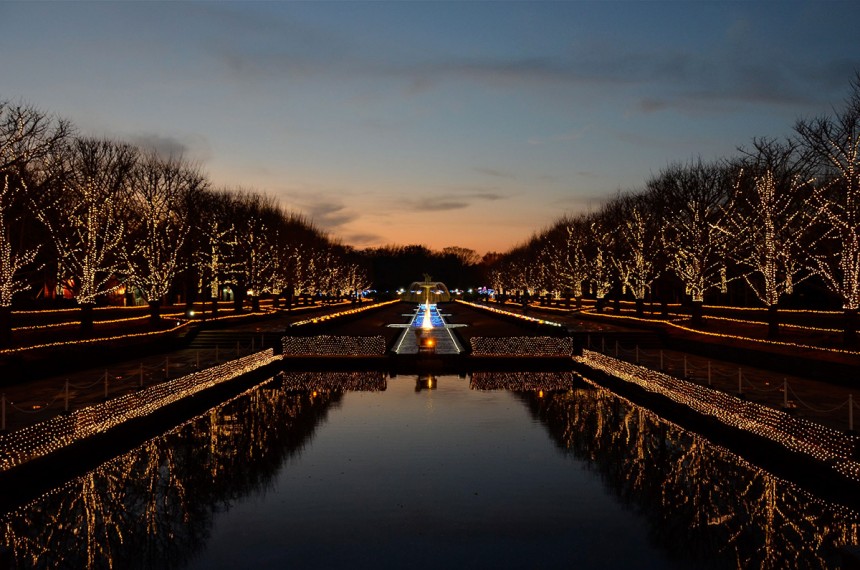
[
  {"xmin": 0, "ymin": 349, "xmax": 279, "ymax": 472},
  {"xmin": 0, "ymin": 341, "xmax": 272, "ymax": 433},
  {"xmin": 583, "ymin": 335, "xmax": 860, "ymax": 433},
  {"xmin": 576, "ymin": 349, "xmax": 860, "ymax": 482}
]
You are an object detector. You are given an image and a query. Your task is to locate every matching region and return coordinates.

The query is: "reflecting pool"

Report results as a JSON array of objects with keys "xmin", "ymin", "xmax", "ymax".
[{"xmin": 2, "ymin": 372, "xmax": 858, "ymax": 568}]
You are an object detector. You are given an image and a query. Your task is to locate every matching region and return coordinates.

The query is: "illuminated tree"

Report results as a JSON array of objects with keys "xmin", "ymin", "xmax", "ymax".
[
  {"xmin": 195, "ymin": 190, "xmax": 240, "ymax": 315},
  {"xmin": 649, "ymin": 159, "xmax": 734, "ymax": 325},
  {"xmin": 124, "ymin": 151, "xmax": 207, "ymax": 323},
  {"xmin": 35, "ymin": 137, "xmax": 137, "ymax": 332},
  {"xmin": 587, "ymin": 214, "xmax": 614, "ymax": 312},
  {"xmin": 0, "ymin": 101, "xmax": 69, "ymax": 343},
  {"xmin": 795, "ymin": 74, "xmax": 860, "ymax": 344},
  {"xmin": 723, "ymin": 139, "xmax": 815, "ymax": 337},
  {"xmin": 546, "ymin": 215, "xmax": 589, "ymax": 307},
  {"xmin": 606, "ymin": 193, "xmax": 661, "ymax": 316},
  {"xmin": 232, "ymin": 191, "xmax": 277, "ymax": 312}
]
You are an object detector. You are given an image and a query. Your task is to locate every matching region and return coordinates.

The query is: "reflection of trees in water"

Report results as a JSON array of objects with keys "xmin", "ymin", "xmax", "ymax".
[
  {"xmin": 518, "ymin": 384, "xmax": 860, "ymax": 569},
  {"xmin": 0, "ymin": 378, "xmax": 341, "ymax": 569}
]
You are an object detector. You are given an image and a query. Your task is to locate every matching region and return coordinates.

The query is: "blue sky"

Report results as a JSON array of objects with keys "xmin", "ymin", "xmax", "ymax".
[{"xmin": 2, "ymin": 1, "xmax": 859, "ymax": 254}]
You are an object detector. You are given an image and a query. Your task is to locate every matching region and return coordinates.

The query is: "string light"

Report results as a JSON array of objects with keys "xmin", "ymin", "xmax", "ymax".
[
  {"xmin": 289, "ymin": 299, "xmax": 398, "ymax": 328},
  {"xmin": 456, "ymin": 299, "xmax": 564, "ymax": 327},
  {"xmin": 282, "ymin": 335, "xmax": 386, "ymax": 356},
  {"xmin": 278, "ymin": 371, "xmax": 386, "ymax": 391},
  {"xmin": 470, "ymin": 371, "xmax": 576, "ymax": 391},
  {"xmin": 0, "ymin": 321, "xmax": 192, "ymax": 355},
  {"xmin": 0, "ymin": 349, "xmax": 278, "ymax": 472},
  {"xmin": 471, "ymin": 336, "xmax": 573, "ymax": 356},
  {"xmin": 575, "ymin": 349, "xmax": 860, "ymax": 480}
]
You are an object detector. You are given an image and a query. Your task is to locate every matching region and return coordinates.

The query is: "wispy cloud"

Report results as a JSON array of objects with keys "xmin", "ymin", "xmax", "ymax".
[
  {"xmin": 401, "ymin": 191, "xmax": 506, "ymax": 213},
  {"xmin": 475, "ymin": 167, "xmax": 516, "ymax": 179},
  {"xmin": 280, "ymin": 191, "xmax": 359, "ymax": 230},
  {"xmin": 123, "ymin": 132, "xmax": 212, "ymax": 162}
]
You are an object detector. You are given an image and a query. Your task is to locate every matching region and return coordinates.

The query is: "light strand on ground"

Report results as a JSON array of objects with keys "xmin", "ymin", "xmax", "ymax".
[
  {"xmin": 0, "ymin": 349, "xmax": 278, "ymax": 471},
  {"xmin": 575, "ymin": 349, "xmax": 860, "ymax": 481}
]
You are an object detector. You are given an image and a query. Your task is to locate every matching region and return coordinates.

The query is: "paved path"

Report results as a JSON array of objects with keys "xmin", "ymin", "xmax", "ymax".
[
  {"xmin": 490, "ymin": 301, "xmax": 860, "ymax": 433},
  {"xmin": 0, "ymin": 303, "xmax": 358, "ymax": 433},
  {"xmin": 3, "ymin": 299, "xmax": 858, "ymax": 434}
]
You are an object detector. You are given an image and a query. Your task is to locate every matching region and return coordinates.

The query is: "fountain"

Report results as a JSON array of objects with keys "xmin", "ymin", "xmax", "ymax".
[
  {"xmin": 403, "ymin": 275, "xmax": 451, "ymax": 304},
  {"xmin": 389, "ymin": 276, "xmax": 465, "ymax": 355}
]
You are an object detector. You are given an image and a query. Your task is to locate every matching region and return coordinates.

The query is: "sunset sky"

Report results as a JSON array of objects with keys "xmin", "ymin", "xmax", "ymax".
[{"xmin": 2, "ymin": 1, "xmax": 859, "ymax": 255}]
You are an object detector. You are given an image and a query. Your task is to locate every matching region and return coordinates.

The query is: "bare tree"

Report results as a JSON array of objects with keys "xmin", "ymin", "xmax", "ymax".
[
  {"xmin": 605, "ymin": 193, "xmax": 661, "ymax": 317},
  {"xmin": 232, "ymin": 191, "xmax": 277, "ymax": 312},
  {"xmin": 723, "ymin": 139, "xmax": 815, "ymax": 337},
  {"xmin": 0, "ymin": 101, "xmax": 70, "ymax": 344},
  {"xmin": 195, "ymin": 190, "xmax": 240, "ymax": 316},
  {"xmin": 124, "ymin": 151, "xmax": 208, "ymax": 323},
  {"xmin": 546, "ymin": 215, "xmax": 589, "ymax": 308},
  {"xmin": 35, "ymin": 137, "xmax": 137, "ymax": 333},
  {"xmin": 649, "ymin": 159, "xmax": 734, "ymax": 326},
  {"xmin": 587, "ymin": 214, "xmax": 614, "ymax": 313},
  {"xmin": 795, "ymin": 74, "xmax": 860, "ymax": 344}
]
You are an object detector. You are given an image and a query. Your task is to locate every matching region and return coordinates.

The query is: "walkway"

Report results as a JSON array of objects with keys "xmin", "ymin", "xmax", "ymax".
[
  {"xmin": 488, "ymin": 300, "xmax": 860, "ymax": 433},
  {"xmin": 390, "ymin": 304, "xmax": 464, "ymax": 355},
  {"xmin": 0, "ymin": 303, "xmax": 360, "ymax": 433}
]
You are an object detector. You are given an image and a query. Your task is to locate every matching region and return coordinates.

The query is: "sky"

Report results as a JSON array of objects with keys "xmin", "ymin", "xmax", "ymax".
[{"xmin": 2, "ymin": 1, "xmax": 860, "ymax": 255}]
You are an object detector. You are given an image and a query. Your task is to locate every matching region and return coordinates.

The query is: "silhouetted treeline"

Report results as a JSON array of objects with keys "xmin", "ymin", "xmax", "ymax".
[{"xmin": 360, "ymin": 244, "xmax": 482, "ymax": 294}]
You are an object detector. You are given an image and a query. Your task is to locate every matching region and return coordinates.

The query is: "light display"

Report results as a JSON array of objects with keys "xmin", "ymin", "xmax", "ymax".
[
  {"xmin": 611, "ymin": 205, "xmax": 659, "ymax": 304},
  {"xmin": 122, "ymin": 152, "xmax": 203, "ymax": 319},
  {"xmin": 0, "ymin": 321, "xmax": 192, "ymax": 356},
  {"xmin": 282, "ymin": 335, "xmax": 386, "ymax": 356},
  {"xmin": 796, "ymin": 88, "xmax": 860, "ymax": 316},
  {"xmin": 723, "ymin": 168, "xmax": 811, "ymax": 309},
  {"xmin": 656, "ymin": 160, "xmax": 734, "ymax": 304},
  {"xmin": 0, "ymin": 349, "xmax": 278, "ymax": 471},
  {"xmin": 288, "ymin": 299, "xmax": 398, "ymax": 328},
  {"xmin": 32, "ymin": 138, "xmax": 137, "ymax": 309},
  {"xmin": 471, "ymin": 336, "xmax": 573, "ymax": 356},
  {"xmin": 278, "ymin": 371, "xmax": 387, "ymax": 392},
  {"xmin": 470, "ymin": 371, "xmax": 576, "ymax": 391},
  {"xmin": 456, "ymin": 299, "xmax": 564, "ymax": 328},
  {"xmin": 0, "ymin": 176, "xmax": 38, "ymax": 308},
  {"xmin": 575, "ymin": 349, "xmax": 860, "ymax": 480}
]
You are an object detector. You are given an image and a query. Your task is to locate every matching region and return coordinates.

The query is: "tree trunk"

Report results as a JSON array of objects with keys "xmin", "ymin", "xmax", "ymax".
[
  {"xmin": 845, "ymin": 308, "xmax": 858, "ymax": 346},
  {"xmin": 613, "ymin": 298, "xmax": 621, "ymax": 313},
  {"xmin": 767, "ymin": 304, "xmax": 779, "ymax": 339},
  {"xmin": 80, "ymin": 303, "xmax": 94, "ymax": 335},
  {"xmin": 660, "ymin": 300, "xmax": 668, "ymax": 319},
  {"xmin": 148, "ymin": 299, "xmax": 162, "ymax": 325},
  {"xmin": 576, "ymin": 296, "xmax": 582, "ymax": 310},
  {"xmin": 635, "ymin": 298, "xmax": 644, "ymax": 318},
  {"xmin": 0, "ymin": 306, "xmax": 11, "ymax": 347},
  {"xmin": 691, "ymin": 300, "xmax": 703, "ymax": 327},
  {"xmin": 251, "ymin": 295, "xmax": 260, "ymax": 312},
  {"xmin": 596, "ymin": 297, "xmax": 605, "ymax": 313},
  {"xmin": 210, "ymin": 296, "xmax": 218, "ymax": 317},
  {"xmin": 273, "ymin": 294, "xmax": 280, "ymax": 309}
]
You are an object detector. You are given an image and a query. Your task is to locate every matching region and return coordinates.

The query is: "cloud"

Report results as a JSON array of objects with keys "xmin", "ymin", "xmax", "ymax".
[
  {"xmin": 125, "ymin": 132, "xmax": 212, "ymax": 162},
  {"xmin": 343, "ymin": 232, "xmax": 386, "ymax": 246},
  {"xmin": 401, "ymin": 190, "xmax": 505, "ymax": 213},
  {"xmin": 475, "ymin": 167, "xmax": 516, "ymax": 179},
  {"xmin": 195, "ymin": 4, "xmax": 853, "ymax": 116},
  {"xmin": 278, "ymin": 191, "xmax": 360, "ymax": 230}
]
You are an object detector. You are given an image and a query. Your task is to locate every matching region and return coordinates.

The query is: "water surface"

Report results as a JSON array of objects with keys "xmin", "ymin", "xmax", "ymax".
[{"xmin": 2, "ymin": 372, "xmax": 857, "ymax": 568}]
